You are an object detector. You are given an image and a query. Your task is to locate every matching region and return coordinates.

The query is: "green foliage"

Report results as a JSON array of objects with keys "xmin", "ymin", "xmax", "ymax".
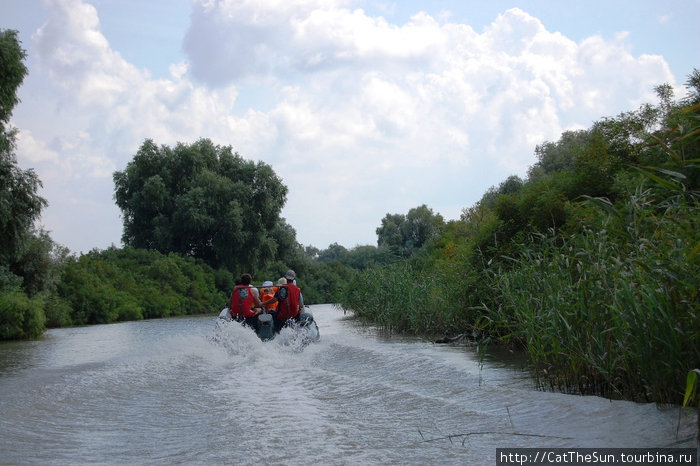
[
  {"xmin": 316, "ymin": 242, "xmax": 348, "ymax": 264},
  {"xmin": 684, "ymin": 369, "xmax": 700, "ymax": 408},
  {"xmin": 43, "ymin": 294, "xmax": 73, "ymax": 328},
  {"xmin": 340, "ymin": 261, "xmax": 441, "ymax": 333},
  {"xmin": 0, "ymin": 288, "xmax": 45, "ymax": 339},
  {"xmin": 343, "ymin": 245, "xmax": 394, "ymax": 270},
  {"xmin": 376, "ymin": 204, "xmax": 444, "ymax": 257},
  {"xmin": 113, "ymin": 138, "xmax": 288, "ymax": 271},
  {"xmin": 303, "ymin": 260, "xmax": 357, "ymax": 305},
  {"xmin": 281, "ymin": 241, "xmax": 396, "ymax": 305},
  {"xmin": 338, "ymin": 255, "xmax": 482, "ymax": 336},
  {"xmin": 0, "ymin": 30, "xmax": 47, "ymax": 268},
  {"xmin": 0, "ymin": 29, "xmax": 27, "ymax": 132},
  {"xmin": 488, "ymin": 193, "xmax": 699, "ymax": 402},
  {"xmin": 10, "ymin": 229, "xmax": 69, "ymax": 297},
  {"xmin": 53, "ymin": 247, "xmax": 227, "ymax": 326},
  {"xmin": 684, "ymin": 68, "xmax": 700, "ymax": 105}
]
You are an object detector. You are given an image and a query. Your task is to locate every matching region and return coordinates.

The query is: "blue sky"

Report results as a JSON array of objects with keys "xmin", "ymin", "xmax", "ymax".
[{"xmin": 2, "ymin": 0, "xmax": 698, "ymax": 254}]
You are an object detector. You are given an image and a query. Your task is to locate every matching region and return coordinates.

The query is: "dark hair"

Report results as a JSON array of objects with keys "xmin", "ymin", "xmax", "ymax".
[
  {"xmin": 240, "ymin": 273, "xmax": 252, "ymax": 286},
  {"xmin": 234, "ymin": 276, "xmax": 242, "ymax": 286}
]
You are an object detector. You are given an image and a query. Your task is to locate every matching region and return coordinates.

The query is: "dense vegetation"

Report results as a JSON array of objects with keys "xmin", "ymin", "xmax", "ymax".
[
  {"xmin": 339, "ymin": 77, "xmax": 700, "ymax": 404},
  {"xmin": 48, "ymin": 247, "xmax": 229, "ymax": 327},
  {"xmin": 2, "ymin": 26, "xmax": 698, "ymax": 407}
]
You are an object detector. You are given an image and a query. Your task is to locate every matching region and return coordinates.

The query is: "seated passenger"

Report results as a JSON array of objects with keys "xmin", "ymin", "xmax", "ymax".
[
  {"xmin": 262, "ymin": 270, "xmax": 303, "ymax": 333},
  {"xmin": 260, "ymin": 280, "xmax": 278, "ymax": 312},
  {"xmin": 229, "ymin": 273, "xmax": 263, "ymax": 329}
]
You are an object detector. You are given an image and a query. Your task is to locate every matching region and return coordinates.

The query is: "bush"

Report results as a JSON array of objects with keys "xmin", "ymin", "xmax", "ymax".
[
  {"xmin": 54, "ymin": 247, "xmax": 227, "ymax": 325},
  {"xmin": 0, "ymin": 289, "xmax": 45, "ymax": 339},
  {"xmin": 43, "ymin": 294, "xmax": 73, "ymax": 328}
]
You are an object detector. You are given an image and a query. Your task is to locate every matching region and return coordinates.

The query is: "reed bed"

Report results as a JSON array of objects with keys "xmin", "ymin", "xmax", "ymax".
[
  {"xmin": 483, "ymin": 175, "xmax": 699, "ymax": 402},
  {"xmin": 340, "ymin": 259, "xmax": 479, "ymax": 336}
]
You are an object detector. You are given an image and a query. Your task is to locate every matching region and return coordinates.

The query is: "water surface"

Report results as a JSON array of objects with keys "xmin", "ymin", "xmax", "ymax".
[{"xmin": 0, "ymin": 304, "xmax": 696, "ymax": 464}]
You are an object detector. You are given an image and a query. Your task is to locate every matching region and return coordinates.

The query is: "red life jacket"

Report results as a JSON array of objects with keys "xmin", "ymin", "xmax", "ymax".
[
  {"xmin": 229, "ymin": 285, "xmax": 256, "ymax": 319},
  {"xmin": 276, "ymin": 284, "xmax": 300, "ymax": 321}
]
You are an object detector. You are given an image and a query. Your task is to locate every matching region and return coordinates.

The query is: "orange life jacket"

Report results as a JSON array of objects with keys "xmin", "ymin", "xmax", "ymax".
[{"xmin": 261, "ymin": 286, "xmax": 278, "ymax": 310}]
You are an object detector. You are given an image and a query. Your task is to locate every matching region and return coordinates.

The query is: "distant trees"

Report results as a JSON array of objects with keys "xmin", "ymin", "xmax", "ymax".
[
  {"xmin": 376, "ymin": 204, "xmax": 444, "ymax": 257},
  {"xmin": 113, "ymin": 138, "xmax": 288, "ymax": 272}
]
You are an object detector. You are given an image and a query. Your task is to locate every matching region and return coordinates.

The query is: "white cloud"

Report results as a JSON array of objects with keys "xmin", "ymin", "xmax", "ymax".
[{"xmin": 13, "ymin": 0, "xmax": 677, "ymax": 252}]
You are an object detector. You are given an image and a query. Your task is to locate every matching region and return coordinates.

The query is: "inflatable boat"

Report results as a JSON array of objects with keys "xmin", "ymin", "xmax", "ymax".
[{"xmin": 217, "ymin": 307, "xmax": 320, "ymax": 343}]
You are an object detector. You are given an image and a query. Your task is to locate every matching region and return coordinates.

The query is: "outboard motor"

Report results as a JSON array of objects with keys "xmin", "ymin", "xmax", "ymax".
[
  {"xmin": 256, "ymin": 312, "xmax": 275, "ymax": 341},
  {"xmin": 298, "ymin": 311, "xmax": 314, "ymax": 327},
  {"xmin": 297, "ymin": 308, "xmax": 320, "ymax": 342},
  {"xmin": 218, "ymin": 307, "xmax": 231, "ymax": 320}
]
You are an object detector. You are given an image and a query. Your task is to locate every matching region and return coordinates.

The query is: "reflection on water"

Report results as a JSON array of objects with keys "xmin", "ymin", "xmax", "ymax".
[{"xmin": 0, "ymin": 305, "xmax": 696, "ymax": 465}]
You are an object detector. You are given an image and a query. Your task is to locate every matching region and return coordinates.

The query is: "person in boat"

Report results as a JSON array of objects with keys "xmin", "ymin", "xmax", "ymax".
[
  {"xmin": 229, "ymin": 273, "xmax": 263, "ymax": 329},
  {"xmin": 259, "ymin": 280, "xmax": 278, "ymax": 312},
  {"xmin": 262, "ymin": 269, "xmax": 304, "ymax": 333}
]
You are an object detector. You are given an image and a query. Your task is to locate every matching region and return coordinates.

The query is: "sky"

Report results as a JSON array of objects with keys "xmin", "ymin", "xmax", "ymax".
[{"xmin": 2, "ymin": 0, "xmax": 698, "ymax": 254}]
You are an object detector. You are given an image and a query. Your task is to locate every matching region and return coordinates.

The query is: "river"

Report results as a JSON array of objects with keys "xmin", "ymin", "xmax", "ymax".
[{"xmin": 0, "ymin": 304, "xmax": 696, "ymax": 464}]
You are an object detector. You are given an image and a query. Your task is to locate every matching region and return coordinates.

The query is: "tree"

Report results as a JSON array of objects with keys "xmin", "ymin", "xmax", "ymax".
[
  {"xmin": 11, "ymin": 229, "xmax": 69, "ymax": 297},
  {"xmin": 304, "ymin": 245, "xmax": 320, "ymax": 261},
  {"xmin": 376, "ymin": 205, "xmax": 444, "ymax": 257},
  {"xmin": 0, "ymin": 153, "xmax": 46, "ymax": 267},
  {"xmin": 684, "ymin": 68, "xmax": 700, "ymax": 105},
  {"xmin": 0, "ymin": 30, "xmax": 55, "ymax": 340},
  {"xmin": 0, "ymin": 30, "xmax": 46, "ymax": 266},
  {"xmin": 527, "ymin": 130, "xmax": 590, "ymax": 180},
  {"xmin": 403, "ymin": 205, "xmax": 444, "ymax": 251},
  {"xmin": 343, "ymin": 245, "xmax": 393, "ymax": 270},
  {"xmin": 113, "ymin": 138, "xmax": 288, "ymax": 272},
  {"xmin": 376, "ymin": 213, "xmax": 405, "ymax": 255},
  {"xmin": 0, "ymin": 30, "xmax": 27, "ymax": 134},
  {"xmin": 317, "ymin": 242, "xmax": 348, "ymax": 264},
  {"xmin": 496, "ymin": 175, "xmax": 524, "ymax": 195}
]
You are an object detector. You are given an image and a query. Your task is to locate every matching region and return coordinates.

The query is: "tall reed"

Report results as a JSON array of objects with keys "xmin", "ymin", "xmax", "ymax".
[
  {"xmin": 339, "ymin": 259, "xmax": 477, "ymax": 336},
  {"xmin": 489, "ymin": 177, "xmax": 699, "ymax": 401}
]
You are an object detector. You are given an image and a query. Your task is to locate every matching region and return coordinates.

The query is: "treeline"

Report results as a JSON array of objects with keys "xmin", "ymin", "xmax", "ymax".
[{"xmin": 338, "ymin": 75, "xmax": 700, "ymax": 404}]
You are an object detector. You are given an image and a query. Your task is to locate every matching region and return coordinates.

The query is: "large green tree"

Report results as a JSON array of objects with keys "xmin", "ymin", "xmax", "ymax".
[
  {"xmin": 0, "ymin": 29, "xmax": 46, "ymax": 267},
  {"xmin": 0, "ymin": 29, "xmax": 52, "ymax": 339},
  {"xmin": 113, "ymin": 138, "xmax": 288, "ymax": 272}
]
